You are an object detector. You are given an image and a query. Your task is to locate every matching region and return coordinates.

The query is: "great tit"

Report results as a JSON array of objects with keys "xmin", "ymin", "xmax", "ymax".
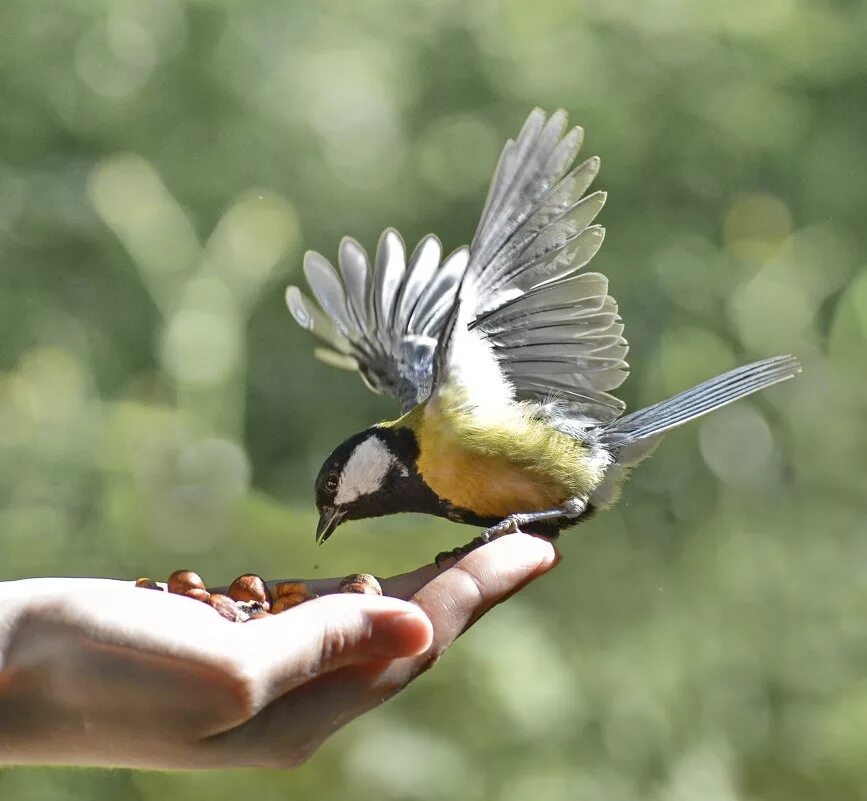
[{"xmin": 286, "ymin": 108, "xmax": 800, "ymax": 548}]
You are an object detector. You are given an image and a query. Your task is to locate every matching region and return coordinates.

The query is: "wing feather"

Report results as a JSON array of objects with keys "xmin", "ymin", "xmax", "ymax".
[
  {"xmin": 303, "ymin": 252, "xmax": 356, "ymax": 336},
  {"xmin": 372, "ymin": 229, "xmax": 407, "ymax": 336},
  {"xmin": 285, "ymin": 286, "xmax": 353, "ymax": 358},
  {"xmin": 287, "ymin": 230, "xmax": 463, "ymax": 411},
  {"xmin": 292, "ymin": 109, "xmax": 621, "ymax": 422},
  {"xmin": 470, "ymin": 111, "xmax": 571, "ymax": 271},
  {"xmin": 410, "ymin": 247, "xmax": 469, "ymax": 335},
  {"xmin": 291, "ymin": 108, "xmax": 799, "ymax": 438},
  {"xmin": 394, "ymin": 235, "xmax": 442, "ymax": 336},
  {"xmin": 338, "ymin": 237, "xmax": 370, "ymax": 332},
  {"xmin": 433, "ymin": 109, "xmax": 628, "ymax": 423}
]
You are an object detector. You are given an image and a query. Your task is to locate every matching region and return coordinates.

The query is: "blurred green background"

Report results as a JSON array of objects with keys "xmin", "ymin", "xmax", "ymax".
[{"xmin": 1, "ymin": 0, "xmax": 866, "ymax": 798}]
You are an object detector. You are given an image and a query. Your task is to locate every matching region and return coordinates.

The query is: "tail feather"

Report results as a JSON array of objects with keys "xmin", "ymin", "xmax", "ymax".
[{"xmin": 600, "ymin": 355, "xmax": 801, "ymax": 448}]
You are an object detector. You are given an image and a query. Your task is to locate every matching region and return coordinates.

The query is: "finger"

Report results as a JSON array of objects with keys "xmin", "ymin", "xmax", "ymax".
[
  {"xmin": 254, "ymin": 546, "xmax": 513, "ymax": 605},
  {"xmin": 419, "ymin": 532, "xmax": 558, "ymax": 642},
  {"xmin": 250, "ymin": 594, "xmax": 433, "ymax": 696},
  {"xmin": 379, "ymin": 561, "xmax": 445, "ymax": 600},
  {"xmin": 202, "ymin": 662, "xmax": 378, "ymax": 768},
  {"xmin": 384, "ymin": 533, "xmax": 559, "ymax": 682},
  {"xmin": 261, "ymin": 560, "xmax": 449, "ymax": 601},
  {"xmin": 203, "ymin": 536, "xmax": 557, "ymax": 767}
]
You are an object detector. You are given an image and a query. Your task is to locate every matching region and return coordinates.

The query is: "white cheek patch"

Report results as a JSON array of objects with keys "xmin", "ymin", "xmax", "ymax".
[{"xmin": 335, "ymin": 435, "xmax": 394, "ymax": 505}]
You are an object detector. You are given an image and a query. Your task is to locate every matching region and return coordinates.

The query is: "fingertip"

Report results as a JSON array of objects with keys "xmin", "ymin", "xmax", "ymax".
[
  {"xmin": 312, "ymin": 593, "xmax": 434, "ymax": 659},
  {"xmin": 369, "ymin": 608, "xmax": 434, "ymax": 658},
  {"xmin": 469, "ymin": 532, "xmax": 559, "ymax": 573},
  {"xmin": 515, "ymin": 531, "xmax": 559, "ymax": 566}
]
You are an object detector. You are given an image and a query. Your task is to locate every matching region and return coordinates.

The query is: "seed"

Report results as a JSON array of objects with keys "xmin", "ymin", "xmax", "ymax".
[
  {"xmin": 338, "ymin": 574, "xmax": 382, "ymax": 595},
  {"xmin": 208, "ymin": 593, "xmax": 245, "ymax": 622},
  {"xmin": 339, "ymin": 582, "xmax": 380, "ymax": 595},
  {"xmin": 167, "ymin": 570, "xmax": 206, "ymax": 595},
  {"xmin": 271, "ymin": 593, "xmax": 309, "ymax": 613},
  {"xmin": 135, "ymin": 577, "xmax": 163, "ymax": 591},
  {"xmin": 228, "ymin": 574, "xmax": 272, "ymax": 610},
  {"xmin": 274, "ymin": 581, "xmax": 309, "ymax": 599}
]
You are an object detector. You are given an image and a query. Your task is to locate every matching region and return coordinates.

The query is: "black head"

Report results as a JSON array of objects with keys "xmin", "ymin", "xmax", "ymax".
[{"xmin": 314, "ymin": 426, "xmax": 425, "ymax": 543}]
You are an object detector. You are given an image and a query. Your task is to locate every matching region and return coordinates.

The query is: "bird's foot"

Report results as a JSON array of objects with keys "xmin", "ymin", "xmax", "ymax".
[
  {"xmin": 481, "ymin": 515, "xmax": 522, "ymax": 542},
  {"xmin": 433, "ymin": 515, "xmax": 534, "ymax": 567}
]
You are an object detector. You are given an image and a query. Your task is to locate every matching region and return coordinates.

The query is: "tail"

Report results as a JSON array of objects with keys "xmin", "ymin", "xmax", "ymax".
[{"xmin": 599, "ymin": 355, "xmax": 801, "ymax": 449}]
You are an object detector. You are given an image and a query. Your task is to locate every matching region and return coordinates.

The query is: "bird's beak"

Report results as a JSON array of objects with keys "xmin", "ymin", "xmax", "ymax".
[{"xmin": 316, "ymin": 508, "xmax": 345, "ymax": 544}]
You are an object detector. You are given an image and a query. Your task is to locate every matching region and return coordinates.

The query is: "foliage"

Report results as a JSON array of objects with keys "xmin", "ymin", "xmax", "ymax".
[{"xmin": 1, "ymin": 0, "xmax": 866, "ymax": 798}]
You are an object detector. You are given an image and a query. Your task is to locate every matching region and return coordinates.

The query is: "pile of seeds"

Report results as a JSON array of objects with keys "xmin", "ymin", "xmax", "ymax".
[{"xmin": 135, "ymin": 570, "xmax": 382, "ymax": 622}]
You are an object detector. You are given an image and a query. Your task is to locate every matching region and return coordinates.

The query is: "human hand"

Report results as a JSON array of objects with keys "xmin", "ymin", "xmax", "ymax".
[{"xmin": 0, "ymin": 533, "xmax": 558, "ymax": 769}]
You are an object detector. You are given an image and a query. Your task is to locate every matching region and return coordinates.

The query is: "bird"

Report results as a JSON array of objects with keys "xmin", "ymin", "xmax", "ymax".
[{"xmin": 286, "ymin": 108, "xmax": 801, "ymax": 552}]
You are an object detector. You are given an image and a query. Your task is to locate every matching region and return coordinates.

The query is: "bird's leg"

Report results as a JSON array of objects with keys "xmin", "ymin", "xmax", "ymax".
[
  {"xmin": 480, "ymin": 497, "xmax": 588, "ymax": 542},
  {"xmin": 435, "ymin": 498, "xmax": 589, "ymax": 566}
]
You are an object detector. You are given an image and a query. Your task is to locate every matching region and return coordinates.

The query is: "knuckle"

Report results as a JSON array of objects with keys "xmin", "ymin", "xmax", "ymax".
[
  {"xmin": 217, "ymin": 663, "xmax": 262, "ymax": 721},
  {"xmin": 453, "ymin": 562, "xmax": 488, "ymax": 606},
  {"xmin": 211, "ymin": 632, "xmax": 267, "ymax": 720},
  {"xmin": 317, "ymin": 612, "xmax": 368, "ymax": 670}
]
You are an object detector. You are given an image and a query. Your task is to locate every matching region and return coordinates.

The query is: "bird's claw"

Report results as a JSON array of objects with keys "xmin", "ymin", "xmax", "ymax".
[
  {"xmin": 433, "ymin": 517, "xmax": 525, "ymax": 567},
  {"xmin": 481, "ymin": 516, "xmax": 521, "ymax": 542},
  {"xmin": 434, "ymin": 536, "xmax": 490, "ymax": 567}
]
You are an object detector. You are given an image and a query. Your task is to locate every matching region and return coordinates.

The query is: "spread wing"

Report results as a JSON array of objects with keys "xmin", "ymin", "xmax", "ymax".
[
  {"xmin": 289, "ymin": 109, "xmax": 798, "ymax": 438},
  {"xmin": 435, "ymin": 108, "xmax": 628, "ymax": 424},
  {"xmin": 286, "ymin": 230, "xmax": 468, "ymax": 412}
]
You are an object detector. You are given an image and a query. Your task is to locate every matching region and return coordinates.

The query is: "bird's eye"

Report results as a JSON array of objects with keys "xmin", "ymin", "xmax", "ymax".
[{"xmin": 325, "ymin": 474, "xmax": 339, "ymax": 492}]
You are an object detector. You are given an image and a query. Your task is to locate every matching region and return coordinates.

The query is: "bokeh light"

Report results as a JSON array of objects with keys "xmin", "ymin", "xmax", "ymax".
[{"xmin": 0, "ymin": 0, "xmax": 865, "ymax": 797}]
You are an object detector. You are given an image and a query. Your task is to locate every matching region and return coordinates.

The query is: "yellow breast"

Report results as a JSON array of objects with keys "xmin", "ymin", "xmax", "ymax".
[{"xmin": 409, "ymin": 393, "xmax": 603, "ymax": 518}]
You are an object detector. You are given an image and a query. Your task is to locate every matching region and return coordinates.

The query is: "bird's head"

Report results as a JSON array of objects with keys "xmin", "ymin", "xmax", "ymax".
[{"xmin": 314, "ymin": 426, "xmax": 418, "ymax": 543}]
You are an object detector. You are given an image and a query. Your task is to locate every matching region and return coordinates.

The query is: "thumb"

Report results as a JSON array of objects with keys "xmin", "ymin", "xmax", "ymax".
[{"xmin": 266, "ymin": 594, "xmax": 434, "ymax": 685}]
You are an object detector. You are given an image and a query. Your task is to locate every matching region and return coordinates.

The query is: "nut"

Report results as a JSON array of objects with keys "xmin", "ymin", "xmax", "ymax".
[
  {"xmin": 271, "ymin": 593, "xmax": 310, "ymax": 614},
  {"xmin": 339, "ymin": 582, "xmax": 380, "ymax": 595},
  {"xmin": 167, "ymin": 570, "xmax": 206, "ymax": 595},
  {"xmin": 228, "ymin": 574, "xmax": 272, "ymax": 610},
  {"xmin": 184, "ymin": 588, "xmax": 211, "ymax": 603},
  {"xmin": 134, "ymin": 577, "xmax": 163, "ymax": 591},
  {"xmin": 274, "ymin": 581, "xmax": 309, "ymax": 599},
  {"xmin": 338, "ymin": 574, "xmax": 382, "ymax": 595},
  {"xmin": 208, "ymin": 593, "xmax": 245, "ymax": 622}
]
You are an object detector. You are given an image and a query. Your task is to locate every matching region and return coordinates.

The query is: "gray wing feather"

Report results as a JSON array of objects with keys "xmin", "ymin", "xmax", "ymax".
[
  {"xmin": 291, "ymin": 109, "xmax": 799, "ymax": 435},
  {"xmin": 410, "ymin": 247, "xmax": 468, "ymax": 336},
  {"xmin": 484, "ymin": 156, "xmax": 600, "ymax": 276},
  {"xmin": 473, "ymin": 111, "xmax": 549, "ymax": 260},
  {"xmin": 287, "ymin": 229, "xmax": 463, "ymax": 412},
  {"xmin": 470, "ymin": 111, "xmax": 572, "ymax": 273},
  {"xmin": 507, "ymin": 226, "xmax": 606, "ymax": 296},
  {"xmin": 434, "ymin": 108, "xmax": 628, "ymax": 424},
  {"xmin": 476, "ymin": 188, "xmax": 606, "ymax": 302},
  {"xmin": 338, "ymin": 237, "xmax": 370, "ymax": 332},
  {"xmin": 285, "ymin": 286, "xmax": 352, "ymax": 358},
  {"xmin": 373, "ymin": 229, "xmax": 406, "ymax": 336},
  {"xmin": 393, "ymin": 235, "xmax": 441, "ymax": 336},
  {"xmin": 303, "ymin": 252, "xmax": 355, "ymax": 336}
]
